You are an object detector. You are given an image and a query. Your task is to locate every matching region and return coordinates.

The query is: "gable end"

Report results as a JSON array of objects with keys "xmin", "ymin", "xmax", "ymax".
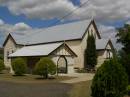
[
  {"xmin": 48, "ymin": 43, "xmax": 77, "ymax": 57},
  {"xmin": 82, "ymin": 20, "xmax": 101, "ymax": 40},
  {"xmin": 3, "ymin": 34, "xmax": 17, "ymax": 47}
]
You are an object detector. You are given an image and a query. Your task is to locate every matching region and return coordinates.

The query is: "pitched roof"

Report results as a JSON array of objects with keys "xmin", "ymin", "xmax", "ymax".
[
  {"xmin": 96, "ymin": 39, "xmax": 109, "ymax": 50},
  {"xmin": 10, "ymin": 33, "xmax": 27, "ymax": 45},
  {"xmin": 9, "ymin": 19, "xmax": 96, "ymax": 45},
  {"xmin": 9, "ymin": 43, "xmax": 77, "ymax": 57},
  {"xmin": 9, "ymin": 38, "xmax": 111, "ymax": 57},
  {"xmin": 9, "ymin": 43, "xmax": 63, "ymax": 57}
]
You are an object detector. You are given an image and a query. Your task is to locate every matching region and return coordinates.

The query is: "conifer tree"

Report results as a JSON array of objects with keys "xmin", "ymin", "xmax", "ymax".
[
  {"xmin": 116, "ymin": 24, "xmax": 130, "ymax": 82},
  {"xmin": 91, "ymin": 58, "xmax": 128, "ymax": 97},
  {"xmin": 84, "ymin": 34, "xmax": 97, "ymax": 69}
]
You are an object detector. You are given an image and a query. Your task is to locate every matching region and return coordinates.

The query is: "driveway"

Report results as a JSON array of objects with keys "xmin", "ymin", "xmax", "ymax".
[{"xmin": 0, "ymin": 81, "xmax": 72, "ymax": 97}]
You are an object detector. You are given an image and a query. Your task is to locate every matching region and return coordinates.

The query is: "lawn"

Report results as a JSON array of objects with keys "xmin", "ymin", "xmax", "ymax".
[
  {"xmin": 0, "ymin": 74, "xmax": 92, "ymax": 97},
  {"xmin": 0, "ymin": 81, "xmax": 72, "ymax": 97},
  {"xmin": 69, "ymin": 81, "xmax": 92, "ymax": 97}
]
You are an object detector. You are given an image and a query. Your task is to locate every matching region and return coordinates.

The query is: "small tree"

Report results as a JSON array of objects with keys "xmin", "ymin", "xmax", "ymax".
[
  {"xmin": 34, "ymin": 57, "xmax": 56, "ymax": 79},
  {"xmin": 91, "ymin": 58, "xmax": 128, "ymax": 97},
  {"xmin": 12, "ymin": 58, "xmax": 27, "ymax": 76},
  {"xmin": 84, "ymin": 34, "xmax": 97, "ymax": 69},
  {"xmin": 0, "ymin": 59, "xmax": 4, "ymax": 72}
]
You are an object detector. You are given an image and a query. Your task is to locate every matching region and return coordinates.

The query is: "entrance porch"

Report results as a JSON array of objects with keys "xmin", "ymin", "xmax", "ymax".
[{"xmin": 9, "ymin": 43, "xmax": 77, "ymax": 74}]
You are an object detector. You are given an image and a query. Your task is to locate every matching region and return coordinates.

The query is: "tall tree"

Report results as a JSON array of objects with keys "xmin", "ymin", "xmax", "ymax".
[
  {"xmin": 84, "ymin": 34, "xmax": 97, "ymax": 69},
  {"xmin": 116, "ymin": 24, "xmax": 130, "ymax": 54},
  {"xmin": 116, "ymin": 24, "xmax": 130, "ymax": 82}
]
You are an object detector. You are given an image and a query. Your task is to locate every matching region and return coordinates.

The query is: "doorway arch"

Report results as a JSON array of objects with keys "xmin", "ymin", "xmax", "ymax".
[{"xmin": 57, "ymin": 56, "xmax": 68, "ymax": 73}]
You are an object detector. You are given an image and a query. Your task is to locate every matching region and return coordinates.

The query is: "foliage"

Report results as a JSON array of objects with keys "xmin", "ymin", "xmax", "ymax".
[
  {"xmin": 12, "ymin": 58, "xmax": 27, "ymax": 76},
  {"xmin": 76, "ymin": 68, "xmax": 95, "ymax": 73},
  {"xmin": 118, "ymin": 50, "xmax": 130, "ymax": 81},
  {"xmin": 116, "ymin": 24, "xmax": 130, "ymax": 54},
  {"xmin": 127, "ymin": 85, "xmax": 130, "ymax": 95},
  {"xmin": 0, "ymin": 59, "xmax": 4, "ymax": 72},
  {"xmin": 34, "ymin": 57, "xmax": 56, "ymax": 79},
  {"xmin": 84, "ymin": 34, "xmax": 97, "ymax": 69},
  {"xmin": 0, "ymin": 54, "xmax": 3, "ymax": 60},
  {"xmin": 76, "ymin": 68, "xmax": 88, "ymax": 73},
  {"xmin": 116, "ymin": 24, "xmax": 130, "ymax": 82},
  {"xmin": 91, "ymin": 58, "xmax": 128, "ymax": 97}
]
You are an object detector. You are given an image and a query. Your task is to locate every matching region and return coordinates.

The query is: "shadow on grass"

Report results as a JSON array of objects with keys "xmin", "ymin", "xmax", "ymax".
[
  {"xmin": 0, "ymin": 72, "xmax": 4, "ymax": 74},
  {"xmin": 35, "ymin": 76, "xmax": 56, "ymax": 80},
  {"xmin": 12, "ymin": 75, "xmax": 26, "ymax": 77}
]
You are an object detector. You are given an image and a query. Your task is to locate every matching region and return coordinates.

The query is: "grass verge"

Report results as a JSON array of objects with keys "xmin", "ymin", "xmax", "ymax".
[
  {"xmin": 69, "ymin": 80, "xmax": 92, "ymax": 97},
  {"xmin": 0, "ymin": 73, "xmax": 74, "ymax": 83}
]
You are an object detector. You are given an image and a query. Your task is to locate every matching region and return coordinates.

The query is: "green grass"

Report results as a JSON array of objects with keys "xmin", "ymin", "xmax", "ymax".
[
  {"xmin": 69, "ymin": 80, "xmax": 92, "ymax": 97},
  {"xmin": 0, "ymin": 73, "xmax": 74, "ymax": 83}
]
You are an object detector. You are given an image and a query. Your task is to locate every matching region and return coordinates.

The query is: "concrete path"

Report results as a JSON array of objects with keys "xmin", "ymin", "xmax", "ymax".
[{"xmin": 60, "ymin": 73, "xmax": 94, "ymax": 84}]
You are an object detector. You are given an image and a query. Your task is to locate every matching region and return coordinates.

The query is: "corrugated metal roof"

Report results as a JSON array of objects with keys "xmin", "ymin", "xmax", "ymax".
[
  {"xmin": 11, "ymin": 20, "xmax": 91, "ymax": 45},
  {"xmin": 96, "ymin": 39, "xmax": 109, "ymax": 50},
  {"xmin": 10, "ymin": 33, "xmax": 27, "ymax": 45},
  {"xmin": 9, "ymin": 39, "xmax": 109, "ymax": 57},
  {"xmin": 9, "ymin": 43, "xmax": 62, "ymax": 57}
]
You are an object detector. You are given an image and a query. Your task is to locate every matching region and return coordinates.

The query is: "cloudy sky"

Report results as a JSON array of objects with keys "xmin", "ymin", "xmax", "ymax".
[{"xmin": 0, "ymin": 0, "xmax": 129, "ymax": 49}]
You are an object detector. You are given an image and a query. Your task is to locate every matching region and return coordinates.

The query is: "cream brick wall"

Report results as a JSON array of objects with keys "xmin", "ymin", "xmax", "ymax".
[
  {"xmin": 4, "ymin": 37, "xmax": 21, "ymax": 73},
  {"xmin": 66, "ymin": 40, "xmax": 82, "ymax": 68}
]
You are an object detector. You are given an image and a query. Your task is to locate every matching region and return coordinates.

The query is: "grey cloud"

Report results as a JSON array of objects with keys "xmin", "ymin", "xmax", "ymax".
[
  {"xmin": 0, "ymin": 0, "xmax": 130, "ymax": 23},
  {"xmin": 0, "ymin": 19, "xmax": 32, "ymax": 44}
]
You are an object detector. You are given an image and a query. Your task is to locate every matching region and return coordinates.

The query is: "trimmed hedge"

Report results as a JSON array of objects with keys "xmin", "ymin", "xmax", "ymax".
[
  {"xmin": 0, "ymin": 59, "xmax": 4, "ymax": 72},
  {"xmin": 12, "ymin": 58, "xmax": 27, "ymax": 76},
  {"xmin": 34, "ymin": 57, "xmax": 56, "ymax": 79}
]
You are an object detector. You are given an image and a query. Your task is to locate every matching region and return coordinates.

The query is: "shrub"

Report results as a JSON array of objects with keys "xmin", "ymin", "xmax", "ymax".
[
  {"xmin": 91, "ymin": 58, "xmax": 128, "ymax": 97},
  {"xmin": 12, "ymin": 58, "xmax": 27, "ymax": 76},
  {"xmin": 76, "ymin": 68, "xmax": 87, "ymax": 73},
  {"xmin": 34, "ymin": 57, "xmax": 56, "ymax": 79},
  {"xmin": 0, "ymin": 59, "xmax": 4, "ymax": 72}
]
